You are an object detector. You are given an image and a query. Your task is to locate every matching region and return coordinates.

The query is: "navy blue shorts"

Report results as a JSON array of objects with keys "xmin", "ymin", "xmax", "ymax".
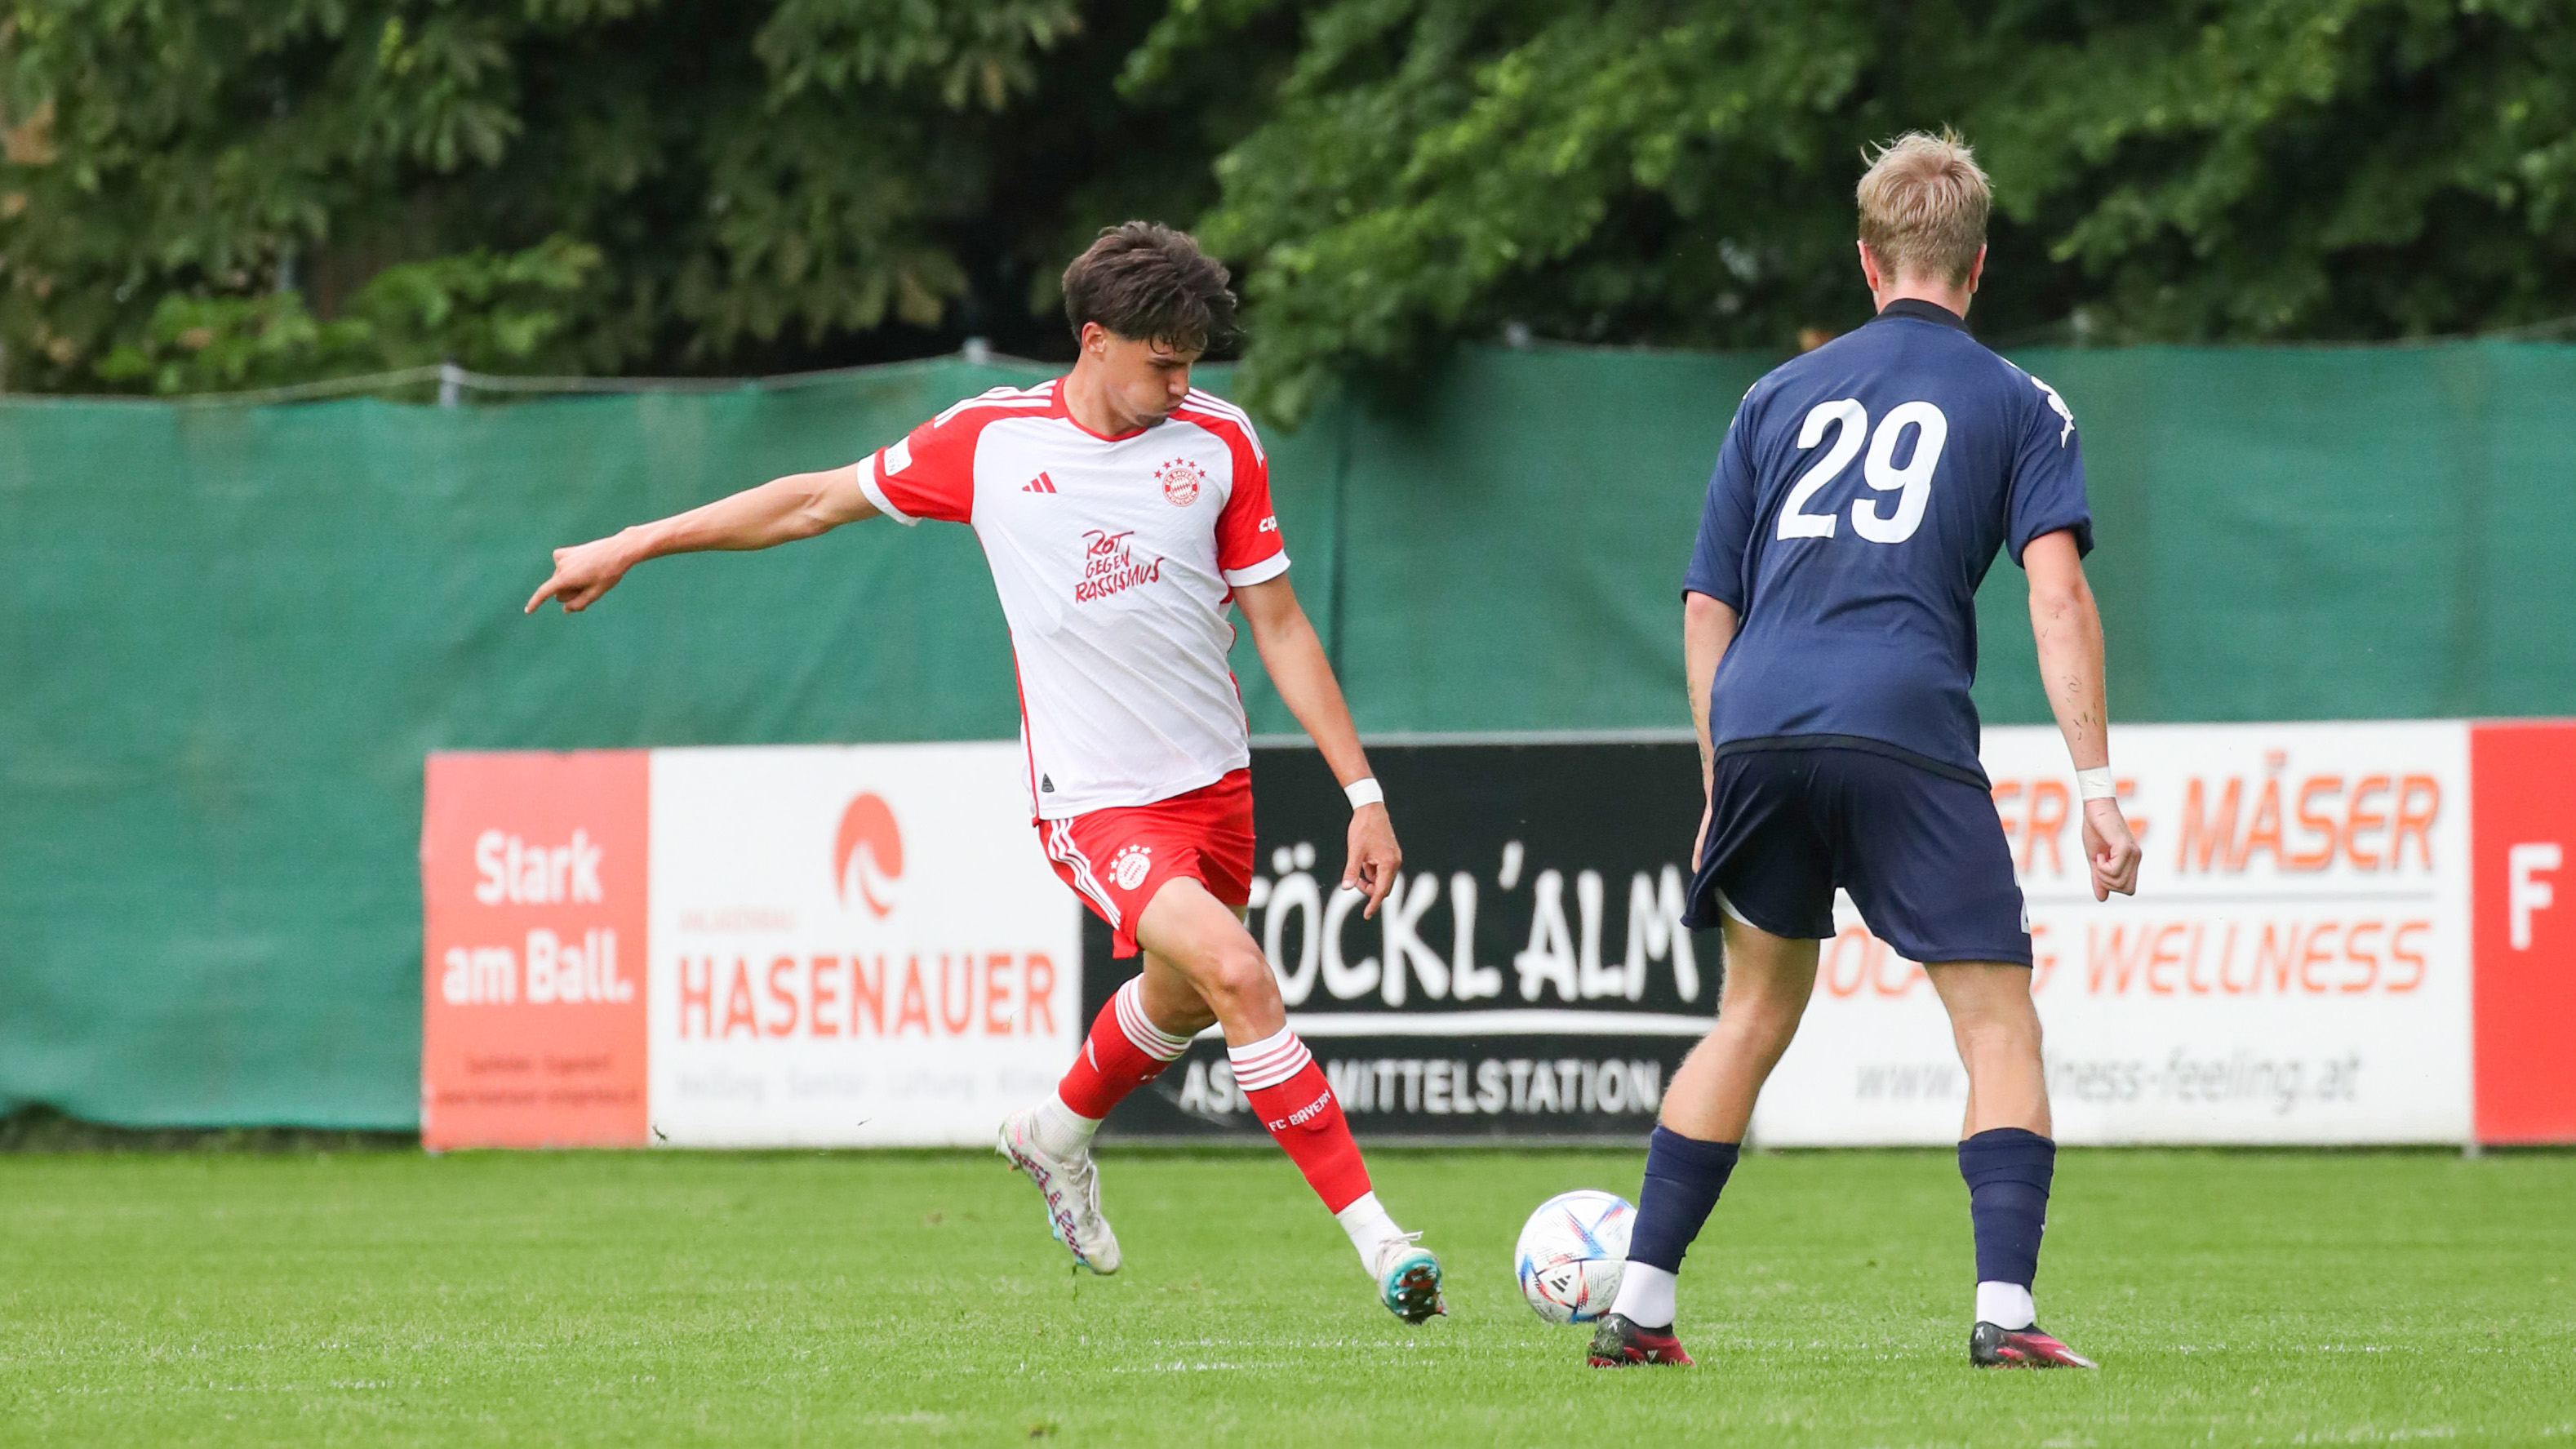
[{"xmin": 1682, "ymin": 740, "xmax": 2032, "ymax": 967}]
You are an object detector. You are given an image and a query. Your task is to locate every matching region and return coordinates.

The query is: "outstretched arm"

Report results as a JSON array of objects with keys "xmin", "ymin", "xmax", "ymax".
[
  {"xmin": 1233, "ymin": 574, "xmax": 1400, "ymax": 918},
  {"xmin": 2026, "ymin": 528, "xmax": 2140, "ymax": 900},
  {"xmin": 525, "ymin": 464, "xmax": 880, "ymax": 613}
]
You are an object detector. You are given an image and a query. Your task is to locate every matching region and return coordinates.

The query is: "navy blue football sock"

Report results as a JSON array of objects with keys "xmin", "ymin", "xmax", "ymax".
[
  {"xmin": 1625, "ymin": 1125, "xmax": 1741, "ymax": 1273},
  {"xmin": 1958, "ymin": 1127, "xmax": 2055, "ymax": 1291}
]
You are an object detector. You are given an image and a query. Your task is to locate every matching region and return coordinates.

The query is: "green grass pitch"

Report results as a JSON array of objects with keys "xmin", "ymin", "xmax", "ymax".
[{"xmin": 2, "ymin": 1145, "xmax": 2569, "ymax": 1445}]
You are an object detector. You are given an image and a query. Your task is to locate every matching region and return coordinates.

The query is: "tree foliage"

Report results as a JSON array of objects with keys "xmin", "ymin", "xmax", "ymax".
[
  {"xmin": 0, "ymin": 0, "xmax": 1217, "ymax": 393},
  {"xmin": 4, "ymin": 1, "xmax": 2572, "ymax": 406},
  {"xmin": 1141, "ymin": 0, "xmax": 2576, "ymax": 418},
  {"xmin": 93, "ymin": 235, "xmax": 600, "ymax": 393}
]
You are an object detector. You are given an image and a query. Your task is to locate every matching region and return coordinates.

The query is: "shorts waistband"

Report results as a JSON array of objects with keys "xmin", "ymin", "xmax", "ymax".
[{"xmin": 1711, "ymin": 734, "xmax": 1990, "ymax": 790}]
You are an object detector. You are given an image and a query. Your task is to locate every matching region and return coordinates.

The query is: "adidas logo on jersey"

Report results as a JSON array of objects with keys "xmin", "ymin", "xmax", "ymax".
[{"xmin": 1023, "ymin": 472, "xmax": 1059, "ymax": 494}]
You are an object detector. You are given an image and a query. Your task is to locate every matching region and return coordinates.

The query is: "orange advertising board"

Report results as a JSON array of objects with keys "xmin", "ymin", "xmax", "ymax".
[
  {"xmin": 420, "ymin": 743, "xmax": 1082, "ymax": 1149},
  {"xmin": 420, "ymin": 750, "xmax": 650, "ymax": 1149},
  {"xmin": 2470, "ymin": 721, "xmax": 2576, "ymax": 1144}
]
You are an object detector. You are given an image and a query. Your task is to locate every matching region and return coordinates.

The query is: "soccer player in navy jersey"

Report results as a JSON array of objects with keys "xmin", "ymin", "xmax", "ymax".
[{"xmin": 1588, "ymin": 133, "xmax": 2143, "ymax": 1370}]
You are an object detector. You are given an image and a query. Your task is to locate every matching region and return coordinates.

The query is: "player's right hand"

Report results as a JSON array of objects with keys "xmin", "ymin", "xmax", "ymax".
[
  {"xmin": 1343, "ymin": 803, "xmax": 1401, "ymax": 918},
  {"xmin": 525, "ymin": 535, "xmax": 633, "ymax": 614},
  {"xmin": 2081, "ymin": 798, "xmax": 2141, "ymax": 900}
]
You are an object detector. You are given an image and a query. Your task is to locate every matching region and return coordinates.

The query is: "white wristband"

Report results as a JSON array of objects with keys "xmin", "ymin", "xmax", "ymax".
[
  {"xmin": 1344, "ymin": 777, "xmax": 1385, "ymax": 811},
  {"xmin": 2075, "ymin": 767, "xmax": 2116, "ymax": 802}
]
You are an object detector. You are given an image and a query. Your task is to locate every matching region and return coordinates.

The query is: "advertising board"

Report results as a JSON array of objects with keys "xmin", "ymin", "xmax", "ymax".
[
  {"xmin": 424, "ymin": 721, "xmax": 2568, "ymax": 1149},
  {"xmin": 1091, "ymin": 740, "xmax": 1723, "ymax": 1142},
  {"xmin": 421, "ymin": 744, "xmax": 1078, "ymax": 1149},
  {"xmin": 644, "ymin": 745, "xmax": 1081, "ymax": 1147},
  {"xmin": 2468, "ymin": 721, "xmax": 2576, "ymax": 1144},
  {"xmin": 420, "ymin": 749, "xmax": 650, "ymax": 1149},
  {"xmin": 1753, "ymin": 722, "xmax": 2473, "ymax": 1145}
]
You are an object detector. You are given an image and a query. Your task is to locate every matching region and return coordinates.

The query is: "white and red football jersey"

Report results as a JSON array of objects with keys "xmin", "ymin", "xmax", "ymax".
[{"xmin": 857, "ymin": 380, "xmax": 1288, "ymax": 819}]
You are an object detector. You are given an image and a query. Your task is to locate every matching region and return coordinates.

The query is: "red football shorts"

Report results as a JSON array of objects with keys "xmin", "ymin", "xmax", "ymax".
[{"xmin": 1038, "ymin": 768, "xmax": 1254, "ymax": 958}]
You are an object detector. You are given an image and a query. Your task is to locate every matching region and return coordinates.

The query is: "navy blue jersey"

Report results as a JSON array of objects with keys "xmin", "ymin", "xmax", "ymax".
[{"xmin": 1683, "ymin": 300, "xmax": 2091, "ymax": 783}]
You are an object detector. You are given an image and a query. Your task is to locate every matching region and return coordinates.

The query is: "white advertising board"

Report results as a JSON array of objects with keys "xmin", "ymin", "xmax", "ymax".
[
  {"xmin": 1752, "ymin": 721, "xmax": 2473, "ymax": 1145},
  {"xmin": 645, "ymin": 744, "xmax": 1081, "ymax": 1146}
]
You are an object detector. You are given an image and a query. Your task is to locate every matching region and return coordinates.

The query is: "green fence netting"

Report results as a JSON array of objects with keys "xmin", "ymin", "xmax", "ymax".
[{"xmin": 4, "ymin": 341, "xmax": 2572, "ymax": 1127}]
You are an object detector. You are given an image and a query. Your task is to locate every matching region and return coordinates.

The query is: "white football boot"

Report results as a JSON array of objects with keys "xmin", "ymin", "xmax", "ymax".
[
  {"xmin": 1370, "ymin": 1231, "xmax": 1446, "ymax": 1323},
  {"xmin": 996, "ymin": 1107, "xmax": 1121, "ymax": 1274}
]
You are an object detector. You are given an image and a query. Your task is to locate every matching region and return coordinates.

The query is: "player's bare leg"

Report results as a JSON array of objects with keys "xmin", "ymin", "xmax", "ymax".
[
  {"xmin": 1927, "ymin": 961, "xmax": 2093, "ymax": 1368},
  {"xmin": 1594, "ymin": 917, "xmax": 1815, "ymax": 1365},
  {"xmin": 1659, "ymin": 918, "xmax": 1821, "ymax": 1141},
  {"xmin": 1129, "ymin": 884, "xmax": 1274, "ymax": 1042},
  {"xmin": 1133, "ymin": 877, "xmax": 1445, "ymax": 1322},
  {"xmin": 1928, "ymin": 962, "xmax": 2050, "ymax": 1138}
]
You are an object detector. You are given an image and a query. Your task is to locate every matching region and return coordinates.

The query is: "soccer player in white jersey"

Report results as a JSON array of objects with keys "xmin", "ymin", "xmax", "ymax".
[{"xmin": 526, "ymin": 223, "xmax": 1445, "ymax": 1324}]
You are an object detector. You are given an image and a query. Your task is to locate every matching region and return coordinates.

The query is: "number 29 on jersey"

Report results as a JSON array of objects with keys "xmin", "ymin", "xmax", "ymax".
[{"xmin": 1778, "ymin": 399, "xmax": 1950, "ymax": 545}]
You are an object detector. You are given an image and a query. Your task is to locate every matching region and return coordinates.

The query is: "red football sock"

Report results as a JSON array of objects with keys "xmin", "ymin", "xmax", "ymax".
[
  {"xmin": 1232, "ymin": 1029, "xmax": 1372, "ymax": 1213},
  {"xmin": 1055, "ymin": 978, "xmax": 1192, "ymax": 1119}
]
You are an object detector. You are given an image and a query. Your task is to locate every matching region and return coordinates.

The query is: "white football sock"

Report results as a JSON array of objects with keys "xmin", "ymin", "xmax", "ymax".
[
  {"xmin": 1976, "ymin": 1281, "xmax": 2036, "ymax": 1330},
  {"xmin": 1608, "ymin": 1262, "xmax": 1677, "ymax": 1329},
  {"xmin": 1032, "ymin": 1094, "xmax": 1101, "ymax": 1160},
  {"xmin": 1335, "ymin": 1191, "xmax": 1403, "ymax": 1266}
]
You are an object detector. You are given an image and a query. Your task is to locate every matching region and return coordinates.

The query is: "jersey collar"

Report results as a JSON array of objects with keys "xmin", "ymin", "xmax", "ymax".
[
  {"xmin": 1871, "ymin": 297, "xmax": 1968, "ymax": 331},
  {"xmin": 1046, "ymin": 376, "xmax": 1154, "ymax": 442}
]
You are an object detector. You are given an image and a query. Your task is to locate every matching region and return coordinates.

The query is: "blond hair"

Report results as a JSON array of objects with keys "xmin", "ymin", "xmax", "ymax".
[{"xmin": 1855, "ymin": 131, "xmax": 1990, "ymax": 287}]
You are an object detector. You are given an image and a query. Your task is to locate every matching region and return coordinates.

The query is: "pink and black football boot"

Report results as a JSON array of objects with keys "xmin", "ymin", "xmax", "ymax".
[
  {"xmin": 1588, "ymin": 1313, "xmax": 1694, "ymax": 1367},
  {"xmin": 1970, "ymin": 1322, "xmax": 2098, "ymax": 1368}
]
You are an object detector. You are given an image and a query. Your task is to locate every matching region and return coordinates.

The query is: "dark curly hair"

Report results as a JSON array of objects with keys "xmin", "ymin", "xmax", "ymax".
[{"xmin": 1061, "ymin": 222, "xmax": 1238, "ymax": 353}]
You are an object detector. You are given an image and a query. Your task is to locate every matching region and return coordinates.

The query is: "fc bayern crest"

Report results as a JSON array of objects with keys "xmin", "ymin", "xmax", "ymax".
[{"xmin": 1156, "ymin": 459, "xmax": 1203, "ymax": 507}]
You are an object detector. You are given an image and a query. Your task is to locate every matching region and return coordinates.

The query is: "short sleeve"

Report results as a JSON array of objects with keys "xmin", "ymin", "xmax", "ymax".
[
  {"xmin": 1682, "ymin": 398, "xmax": 1760, "ymax": 611},
  {"xmin": 1197, "ymin": 408, "xmax": 1289, "ymax": 586},
  {"xmin": 2005, "ymin": 374, "xmax": 2093, "ymax": 565},
  {"xmin": 860, "ymin": 412, "xmax": 979, "ymax": 526}
]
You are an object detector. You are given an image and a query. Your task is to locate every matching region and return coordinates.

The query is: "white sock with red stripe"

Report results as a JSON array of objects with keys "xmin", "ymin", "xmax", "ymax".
[
  {"xmin": 1228, "ymin": 1026, "xmax": 1387, "ymax": 1262},
  {"xmin": 1227, "ymin": 1025, "xmax": 1313, "ymax": 1095},
  {"xmin": 1114, "ymin": 976, "xmax": 1197, "ymax": 1060}
]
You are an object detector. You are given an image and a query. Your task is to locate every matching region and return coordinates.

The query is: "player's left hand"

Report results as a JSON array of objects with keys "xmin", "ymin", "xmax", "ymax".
[
  {"xmin": 2081, "ymin": 797, "xmax": 2141, "ymax": 900},
  {"xmin": 1344, "ymin": 803, "xmax": 1401, "ymax": 918}
]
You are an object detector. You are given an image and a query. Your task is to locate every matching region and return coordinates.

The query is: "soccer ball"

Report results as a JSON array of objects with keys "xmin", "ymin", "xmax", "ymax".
[{"xmin": 1514, "ymin": 1189, "xmax": 1634, "ymax": 1325}]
